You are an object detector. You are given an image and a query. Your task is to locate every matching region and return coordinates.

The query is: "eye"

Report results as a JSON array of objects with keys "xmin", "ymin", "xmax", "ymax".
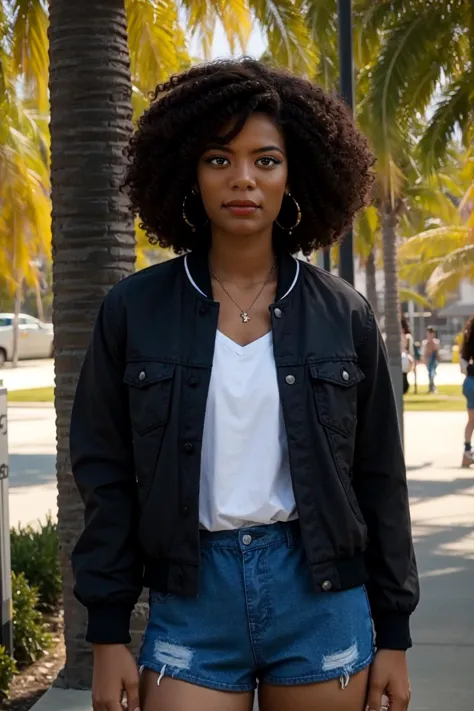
[
  {"xmin": 256, "ymin": 156, "xmax": 282, "ymax": 167},
  {"xmin": 205, "ymin": 155, "xmax": 229, "ymax": 166}
]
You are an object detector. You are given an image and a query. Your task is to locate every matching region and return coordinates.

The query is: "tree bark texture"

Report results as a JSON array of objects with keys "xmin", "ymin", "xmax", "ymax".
[
  {"xmin": 365, "ymin": 248, "xmax": 379, "ymax": 322},
  {"xmin": 381, "ymin": 202, "xmax": 403, "ymax": 438},
  {"xmin": 49, "ymin": 0, "xmax": 137, "ymax": 689}
]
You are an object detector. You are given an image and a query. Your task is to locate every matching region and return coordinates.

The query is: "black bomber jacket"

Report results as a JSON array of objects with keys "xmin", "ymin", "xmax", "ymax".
[{"xmin": 70, "ymin": 250, "xmax": 419, "ymax": 650}]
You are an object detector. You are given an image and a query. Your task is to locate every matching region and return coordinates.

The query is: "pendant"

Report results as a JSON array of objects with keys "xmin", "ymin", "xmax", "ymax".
[{"xmin": 240, "ymin": 312, "xmax": 250, "ymax": 323}]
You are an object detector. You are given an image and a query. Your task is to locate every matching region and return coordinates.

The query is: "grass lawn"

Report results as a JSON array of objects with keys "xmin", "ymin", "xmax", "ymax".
[
  {"xmin": 5, "ymin": 383, "xmax": 466, "ymax": 412},
  {"xmin": 404, "ymin": 384, "xmax": 464, "ymax": 412},
  {"xmin": 7, "ymin": 386, "xmax": 54, "ymax": 403}
]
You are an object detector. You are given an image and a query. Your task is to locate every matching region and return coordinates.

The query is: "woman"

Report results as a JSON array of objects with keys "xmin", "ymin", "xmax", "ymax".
[
  {"xmin": 461, "ymin": 316, "xmax": 474, "ymax": 467},
  {"xmin": 401, "ymin": 319, "xmax": 414, "ymax": 395},
  {"xmin": 70, "ymin": 59, "xmax": 418, "ymax": 711}
]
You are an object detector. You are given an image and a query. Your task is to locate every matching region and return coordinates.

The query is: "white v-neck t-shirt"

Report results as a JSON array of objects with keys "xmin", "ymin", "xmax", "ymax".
[{"xmin": 199, "ymin": 329, "xmax": 297, "ymax": 531}]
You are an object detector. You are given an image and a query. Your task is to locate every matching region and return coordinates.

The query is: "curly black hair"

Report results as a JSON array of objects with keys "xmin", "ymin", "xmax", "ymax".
[
  {"xmin": 462, "ymin": 315, "xmax": 474, "ymax": 362},
  {"xmin": 124, "ymin": 58, "xmax": 375, "ymax": 255}
]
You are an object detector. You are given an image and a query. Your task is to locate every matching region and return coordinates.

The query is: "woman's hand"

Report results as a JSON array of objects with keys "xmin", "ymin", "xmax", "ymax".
[
  {"xmin": 367, "ymin": 649, "xmax": 411, "ymax": 711},
  {"xmin": 92, "ymin": 644, "xmax": 140, "ymax": 711}
]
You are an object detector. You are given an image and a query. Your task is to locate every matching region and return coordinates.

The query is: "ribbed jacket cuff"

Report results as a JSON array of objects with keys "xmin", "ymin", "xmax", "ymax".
[
  {"xmin": 86, "ymin": 603, "xmax": 133, "ymax": 645},
  {"xmin": 374, "ymin": 611, "xmax": 412, "ymax": 650}
]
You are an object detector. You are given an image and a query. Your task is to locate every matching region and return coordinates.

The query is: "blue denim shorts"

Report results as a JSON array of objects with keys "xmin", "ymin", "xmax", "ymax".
[
  {"xmin": 139, "ymin": 521, "xmax": 375, "ymax": 692},
  {"xmin": 463, "ymin": 376, "xmax": 474, "ymax": 410}
]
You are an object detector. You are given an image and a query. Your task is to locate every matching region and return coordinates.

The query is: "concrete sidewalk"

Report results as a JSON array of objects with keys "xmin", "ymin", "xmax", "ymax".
[{"xmin": 24, "ymin": 410, "xmax": 474, "ymax": 710}]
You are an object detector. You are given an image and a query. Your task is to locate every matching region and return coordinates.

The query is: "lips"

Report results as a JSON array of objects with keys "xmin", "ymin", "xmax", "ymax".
[
  {"xmin": 223, "ymin": 200, "xmax": 260, "ymax": 216},
  {"xmin": 224, "ymin": 200, "xmax": 259, "ymax": 208}
]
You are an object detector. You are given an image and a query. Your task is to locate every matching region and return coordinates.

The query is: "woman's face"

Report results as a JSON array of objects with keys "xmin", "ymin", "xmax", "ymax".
[{"xmin": 197, "ymin": 112, "xmax": 288, "ymax": 238}]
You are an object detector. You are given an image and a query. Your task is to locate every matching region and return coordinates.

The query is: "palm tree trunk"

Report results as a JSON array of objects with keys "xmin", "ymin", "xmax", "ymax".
[
  {"xmin": 365, "ymin": 249, "xmax": 379, "ymax": 321},
  {"xmin": 381, "ymin": 201, "xmax": 403, "ymax": 435},
  {"xmin": 49, "ymin": 0, "xmax": 136, "ymax": 689},
  {"xmin": 11, "ymin": 284, "xmax": 22, "ymax": 368}
]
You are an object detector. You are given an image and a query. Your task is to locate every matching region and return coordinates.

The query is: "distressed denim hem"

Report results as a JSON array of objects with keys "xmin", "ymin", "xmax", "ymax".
[
  {"xmin": 261, "ymin": 649, "xmax": 374, "ymax": 686},
  {"xmin": 138, "ymin": 661, "xmax": 256, "ymax": 693}
]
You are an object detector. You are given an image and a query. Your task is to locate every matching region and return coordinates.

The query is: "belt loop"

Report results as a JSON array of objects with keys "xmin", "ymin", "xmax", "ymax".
[{"xmin": 285, "ymin": 521, "xmax": 294, "ymax": 547}]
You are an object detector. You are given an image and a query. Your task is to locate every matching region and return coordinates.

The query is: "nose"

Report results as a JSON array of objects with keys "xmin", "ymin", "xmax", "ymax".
[{"xmin": 230, "ymin": 161, "xmax": 256, "ymax": 191}]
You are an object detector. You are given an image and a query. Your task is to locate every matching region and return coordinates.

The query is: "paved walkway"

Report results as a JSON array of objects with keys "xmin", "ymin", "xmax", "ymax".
[
  {"xmin": 0, "ymin": 358, "xmax": 54, "ymax": 391},
  {"xmin": 5, "ymin": 406, "xmax": 471, "ymax": 711}
]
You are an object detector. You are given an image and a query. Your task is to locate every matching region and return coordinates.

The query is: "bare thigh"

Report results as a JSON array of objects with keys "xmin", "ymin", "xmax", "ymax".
[
  {"xmin": 258, "ymin": 667, "xmax": 369, "ymax": 711},
  {"xmin": 140, "ymin": 669, "xmax": 254, "ymax": 711}
]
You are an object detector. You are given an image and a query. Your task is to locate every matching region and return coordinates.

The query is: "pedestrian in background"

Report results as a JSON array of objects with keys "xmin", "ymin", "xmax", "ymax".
[
  {"xmin": 422, "ymin": 326, "xmax": 440, "ymax": 394},
  {"xmin": 401, "ymin": 319, "xmax": 414, "ymax": 395},
  {"xmin": 70, "ymin": 58, "xmax": 418, "ymax": 711},
  {"xmin": 460, "ymin": 315, "xmax": 474, "ymax": 467}
]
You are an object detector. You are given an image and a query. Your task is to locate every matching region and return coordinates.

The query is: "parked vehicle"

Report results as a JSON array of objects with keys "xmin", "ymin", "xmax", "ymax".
[{"xmin": 0, "ymin": 313, "xmax": 54, "ymax": 366}]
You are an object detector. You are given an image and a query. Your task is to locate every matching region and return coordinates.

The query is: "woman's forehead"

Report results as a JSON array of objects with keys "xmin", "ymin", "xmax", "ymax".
[{"xmin": 214, "ymin": 113, "xmax": 285, "ymax": 149}]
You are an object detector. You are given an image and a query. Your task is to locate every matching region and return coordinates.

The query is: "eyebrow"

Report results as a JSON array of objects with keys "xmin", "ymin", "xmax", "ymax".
[{"xmin": 205, "ymin": 144, "xmax": 285, "ymax": 156}]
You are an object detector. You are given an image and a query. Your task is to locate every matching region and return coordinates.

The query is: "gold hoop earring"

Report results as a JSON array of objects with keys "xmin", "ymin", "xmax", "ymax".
[
  {"xmin": 182, "ymin": 194, "xmax": 196, "ymax": 231},
  {"xmin": 182, "ymin": 188, "xmax": 208, "ymax": 232},
  {"xmin": 275, "ymin": 192, "xmax": 302, "ymax": 236}
]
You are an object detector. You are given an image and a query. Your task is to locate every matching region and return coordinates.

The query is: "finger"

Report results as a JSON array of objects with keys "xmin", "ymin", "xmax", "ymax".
[
  {"xmin": 389, "ymin": 690, "xmax": 411, "ymax": 711},
  {"xmin": 366, "ymin": 681, "xmax": 385, "ymax": 711},
  {"xmin": 125, "ymin": 680, "xmax": 140, "ymax": 711}
]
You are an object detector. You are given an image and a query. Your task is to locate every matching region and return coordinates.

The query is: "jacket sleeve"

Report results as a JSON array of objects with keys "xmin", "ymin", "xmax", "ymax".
[
  {"xmin": 70, "ymin": 287, "xmax": 143, "ymax": 645},
  {"xmin": 353, "ymin": 308, "xmax": 419, "ymax": 650}
]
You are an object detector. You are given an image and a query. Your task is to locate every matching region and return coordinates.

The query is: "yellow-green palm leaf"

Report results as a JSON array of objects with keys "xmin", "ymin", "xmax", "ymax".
[
  {"xmin": 398, "ymin": 227, "xmax": 469, "ymax": 261},
  {"xmin": 8, "ymin": 0, "xmax": 49, "ymax": 112}
]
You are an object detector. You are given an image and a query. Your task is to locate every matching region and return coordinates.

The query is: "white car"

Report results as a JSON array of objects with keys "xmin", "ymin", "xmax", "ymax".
[{"xmin": 0, "ymin": 313, "xmax": 54, "ymax": 366}]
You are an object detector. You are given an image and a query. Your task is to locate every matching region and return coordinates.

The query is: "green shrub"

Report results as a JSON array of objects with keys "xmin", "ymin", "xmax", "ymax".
[
  {"xmin": 12, "ymin": 571, "xmax": 52, "ymax": 666},
  {"xmin": 10, "ymin": 515, "xmax": 62, "ymax": 610},
  {"xmin": 0, "ymin": 646, "xmax": 17, "ymax": 700}
]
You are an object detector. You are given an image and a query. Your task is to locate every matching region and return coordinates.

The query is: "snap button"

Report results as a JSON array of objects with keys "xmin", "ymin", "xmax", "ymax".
[
  {"xmin": 242, "ymin": 534, "xmax": 252, "ymax": 546},
  {"xmin": 181, "ymin": 505, "xmax": 190, "ymax": 517},
  {"xmin": 199, "ymin": 304, "xmax": 209, "ymax": 315},
  {"xmin": 322, "ymin": 580, "xmax": 332, "ymax": 592},
  {"xmin": 188, "ymin": 376, "xmax": 198, "ymax": 387},
  {"xmin": 341, "ymin": 369, "xmax": 350, "ymax": 382},
  {"xmin": 285, "ymin": 374, "xmax": 296, "ymax": 385},
  {"xmin": 183, "ymin": 442, "xmax": 193, "ymax": 454},
  {"xmin": 274, "ymin": 307, "xmax": 282, "ymax": 319},
  {"xmin": 138, "ymin": 370, "xmax": 146, "ymax": 381}
]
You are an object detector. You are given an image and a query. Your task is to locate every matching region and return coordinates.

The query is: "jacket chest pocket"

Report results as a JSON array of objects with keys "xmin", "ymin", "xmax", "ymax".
[
  {"xmin": 123, "ymin": 361, "xmax": 174, "ymax": 435},
  {"xmin": 310, "ymin": 360, "xmax": 364, "ymax": 436}
]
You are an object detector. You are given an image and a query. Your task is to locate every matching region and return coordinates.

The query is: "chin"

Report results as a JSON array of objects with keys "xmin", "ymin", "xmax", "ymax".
[{"xmin": 220, "ymin": 219, "xmax": 270, "ymax": 238}]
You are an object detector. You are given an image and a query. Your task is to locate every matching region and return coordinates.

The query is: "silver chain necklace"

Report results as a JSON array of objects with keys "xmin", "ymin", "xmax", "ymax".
[{"xmin": 209, "ymin": 261, "xmax": 276, "ymax": 324}]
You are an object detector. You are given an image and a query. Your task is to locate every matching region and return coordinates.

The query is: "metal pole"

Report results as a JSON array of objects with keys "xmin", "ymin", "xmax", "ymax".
[
  {"xmin": 0, "ymin": 384, "xmax": 13, "ymax": 656},
  {"xmin": 338, "ymin": 0, "xmax": 355, "ymax": 285},
  {"xmin": 323, "ymin": 248, "xmax": 331, "ymax": 272}
]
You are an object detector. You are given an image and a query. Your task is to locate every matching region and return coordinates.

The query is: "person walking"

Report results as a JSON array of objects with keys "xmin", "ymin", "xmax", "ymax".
[
  {"xmin": 70, "ymin": 59, "xmax": 418, "ymax": 711},
  {"xmin": 422, "ymin": 326, "xmax": 440, "ymax": 394},
  {"xmin": 460, "ymin": 315, "xmax": 474, "ymax": 467}
]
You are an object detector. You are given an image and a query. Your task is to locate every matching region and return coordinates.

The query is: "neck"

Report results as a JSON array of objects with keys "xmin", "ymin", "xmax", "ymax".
[{"xmin": 209, "ymin": 229, "xmax": 275, "ymax": 284}]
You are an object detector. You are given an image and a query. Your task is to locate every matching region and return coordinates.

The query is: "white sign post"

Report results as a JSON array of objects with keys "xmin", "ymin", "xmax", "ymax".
[{"xmin": 0, "ymin": 385, "xmax": 13, "ymax": 655}]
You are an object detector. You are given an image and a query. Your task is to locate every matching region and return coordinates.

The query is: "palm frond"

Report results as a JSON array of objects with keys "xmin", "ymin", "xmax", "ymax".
[
  {"xmin": 419, "ymin": 74, "xmax": 473, "ymax": 173},
  {"xmin": 426, "ymin": 264, "xmax": 474, "ymax": 304},
  {"xmin": 126, "ymin": 0, "xmax": 189, "ymax": 95},
  {"xmin": 398, "ymin": 227, "xmax": 469, "ymax": 261},
  {"xmin": 398, "ymin": 257, "xmax": 442, "ymax": 284},
  {"xmin": 398, "ymin": 288, "xmax": 431, "ymax": 309},
  {"xmin": 10, "ymin": 0, "xmax": 49, "ymax": 112},
  {"xmin": 434, "ymin": 244, "xmax": 474, "ymax": 275},
  {"xmin": 214, "ymin": 0, "xmax": 252, "ymax": 55},
  {"xmin": 354, "ymin": 205, "xmax": 380, "ymax": 261},
  {"xmin": 249, "ymin": 0, "xmax": 316, "ymax": 74}
]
